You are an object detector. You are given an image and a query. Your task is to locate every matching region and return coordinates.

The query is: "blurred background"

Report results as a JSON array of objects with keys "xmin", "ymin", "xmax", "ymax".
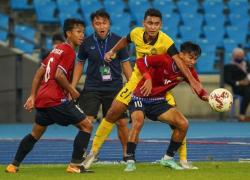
[{"xmin": 0, "ymin": 0, "xmax": 250, "ymax": 123}]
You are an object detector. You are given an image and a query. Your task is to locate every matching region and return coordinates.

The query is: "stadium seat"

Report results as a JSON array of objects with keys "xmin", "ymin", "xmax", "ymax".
[
  {"xmin": 152, "ymin": 0, "xmax": 174, "ymax": 15},
  {"xmin": 226, "ymin": 26, "xmax": 246, "ymax": 44},
  {"xmin": 14, "ymin": 24, "xmax": 36, "ymax": 43},
  {"xmin": 196, "ymin": 52, "xmax": 217, "ymax": 73},
  {"xmin": 0, "ymin": 13, "xmax": 9, "ymax": 40},
  {"xmin": 85, "ymin": 26, "xmax": 93, "ymax": 37},
  {"xmin": 104, "ymin": 0, "xmax": 125, "ymax": 15},
  {"xmin": 111, "ymin": 24, "xmax": 130, "ymax": 37},
  {"xmin": 203, "ymin": 25, "xmax": 225, "ymax": 45},
  {"xmin": 80, "ymin": 0, "xmax": 103, "ymax": 26},
  {"xmin": 177, "ymin": 0, "xmax": 198, "ymax": 15},
  {"xmin": 179, "ymin": 26, "xmax": 201, "ymax": 41},
  {"xmin": 14, "ymin": 37, "xmax": 34, "ymax": 54},
  {"xmin": 0, "ymin": 30, "xmax": 8, "ymax": 41},
  {"xmin": 34, "ymin": 0, "xmax": 59, "ymax": 24},
  {"xmin": 228, "ymin": 0, "xmax": 248, "ymax": 16},
  {"xmin": 128, "ymin": 0, "xmax": 151, "ymax": 24},
  {"xmin": 10, "ymin": 0, "xmax": 33, "ymax": 11},
  {"xmin": 203, "ymin": 0, "xmax": 224, "ymax": 16}
]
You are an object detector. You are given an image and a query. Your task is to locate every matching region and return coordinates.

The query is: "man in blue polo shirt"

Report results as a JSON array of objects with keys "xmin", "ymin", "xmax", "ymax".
[{"xmin": 72, "ymin": 9, "xmax": 132, "ymax": 161}]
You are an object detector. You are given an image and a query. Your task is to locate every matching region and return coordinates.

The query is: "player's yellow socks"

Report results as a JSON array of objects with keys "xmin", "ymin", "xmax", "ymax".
[
  {"xmin": 91, "ymin": 118, "xmax": 115, "ymax": 153},
  {"xmin": 178, "ymin": 137, "xmax": 187, "ymax": 161}
]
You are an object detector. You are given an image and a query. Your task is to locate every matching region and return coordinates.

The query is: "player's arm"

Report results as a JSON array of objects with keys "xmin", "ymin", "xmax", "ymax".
[
  {"xmin": 24, "ymin": 65, "xmax": 45, "ymax": 112},
  {"xmin": 105, "ymin": 35, "xmax": 131, "ymax": 61},
  {"xmin": 121, "ymin": 60, "xmax": 132, "ymax": 81},
  {"xmin": 72, "ymin": 61, "xmax": 85, "ymax": 88},
  {"xmin": 55, "ymin": 67, "xmax": 80, "ymax": 100},
  {"xmin": 187, "ymin": 68, "xmax": 209, "ymax": 101},
  {"xmin": 168, "ymin": 45, "xmax": 203, "ymax": 95}
]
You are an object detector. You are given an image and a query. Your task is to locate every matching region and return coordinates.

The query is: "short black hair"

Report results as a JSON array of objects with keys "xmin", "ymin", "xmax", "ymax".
[
  {"xmin": 180, "ymin": 41, "xmax": 202, "ymax": 57},
  {"xmin": 90, "ymin": 9, "xmax": 110, "ymax": 22},
  {"xmin": 144, "ymin": 8, "xmax": 162, "ymax": 20},
  {"xmin": 52, "ymin": 34, "xmax": 64, "ymax": 43},
  {"xmin": 63, "ymin": 18, "xmax": 85, "ymax": 38}
]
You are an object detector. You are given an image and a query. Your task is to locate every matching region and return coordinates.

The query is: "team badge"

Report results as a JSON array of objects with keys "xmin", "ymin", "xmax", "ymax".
[{"xmin": 150, "ymin": 48, "xmax": 157, "ymax": 55}]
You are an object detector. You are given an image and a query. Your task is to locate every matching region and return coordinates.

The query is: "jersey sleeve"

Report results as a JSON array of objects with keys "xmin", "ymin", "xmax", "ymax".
[
  {"xmin": 58, "ymin": 49, "xmax": 75, "ymax": 75},
  {"xmin": 188, "ymin": 68, "xmax": 208, "ymax": 99},
  {"xmin": 167, "ymin": 44, "xmax": 179, "ymax": 57},
  {"xmin": 77, "ymin": 42, "xmax": 88, "ymax": 63}
]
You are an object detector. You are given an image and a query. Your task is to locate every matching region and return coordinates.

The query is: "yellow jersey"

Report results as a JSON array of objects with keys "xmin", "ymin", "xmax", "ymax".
[{"xmin": 116, "ymin": 27, "xmax": 176, "ymax": 106}]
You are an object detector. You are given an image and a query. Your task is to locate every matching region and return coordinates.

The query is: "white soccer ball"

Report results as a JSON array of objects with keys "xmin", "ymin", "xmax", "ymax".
[{"xmin": 208, "ymin": 88, "xmax": 233, "ymax": 112}]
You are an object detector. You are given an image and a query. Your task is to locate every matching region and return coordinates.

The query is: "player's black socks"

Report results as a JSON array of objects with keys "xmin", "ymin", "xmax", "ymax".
[
  {"xmin": 71, "ymin": 131, "xmax": 91, "ymax": 164},
  {"xmin": 125, "ymin": 142, "xmax": 137, "ymax": 161},
  {"xmin": 166, "ymin": 139, "xmax": 182, "ymax": 157},
  {"xmin": 13, "ymin": 134, "xmax": 38, "ymax": 167}
]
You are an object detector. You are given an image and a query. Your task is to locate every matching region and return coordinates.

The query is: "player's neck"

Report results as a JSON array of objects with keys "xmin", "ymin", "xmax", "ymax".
[
  {"xmin": 143, "ymin": 32, "xmax": 158, "ymax": 45},
  {"xmin": 65, "ymin": 40, "xmax": 77, "ymax": 49}
]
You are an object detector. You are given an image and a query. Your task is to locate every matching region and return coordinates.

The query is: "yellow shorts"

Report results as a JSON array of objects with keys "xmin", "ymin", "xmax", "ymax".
[{"xmin": 115, "ymin": 66, "xmax": 176, "ymax": 106}]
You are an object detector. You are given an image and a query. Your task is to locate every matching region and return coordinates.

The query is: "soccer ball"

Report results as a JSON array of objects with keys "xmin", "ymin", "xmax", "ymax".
[{"xmin": 208, "ymin": 88, "xmax": 233, "ymax": 112}]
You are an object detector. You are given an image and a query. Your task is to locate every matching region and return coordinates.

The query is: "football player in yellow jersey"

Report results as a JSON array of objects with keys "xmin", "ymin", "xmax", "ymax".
[{"xmin": 83, "ymin": 8, "xmax": 203, "ymax": 170}]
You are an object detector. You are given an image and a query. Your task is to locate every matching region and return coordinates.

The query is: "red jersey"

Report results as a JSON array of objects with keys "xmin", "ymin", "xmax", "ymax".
[
  {"xmin": 134, "ymin": 54, "xmax": 201, "ymax": 98},
  {"xmin": 35, "ymin": 43, "xmax": 76, "ymax": 108}
]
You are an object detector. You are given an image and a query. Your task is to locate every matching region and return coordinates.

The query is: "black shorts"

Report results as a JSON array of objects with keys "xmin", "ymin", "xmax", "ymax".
[
  {"xmin": 35, "ymin": 101, "xmax": 86, "ymax": 126},
  {"xmin": 78, "ymin": 90, "xmax": 127, "ymax": 118},
  {"xmin": 128, "ymin": 100, "xmax": 173, "ymax": 121}
]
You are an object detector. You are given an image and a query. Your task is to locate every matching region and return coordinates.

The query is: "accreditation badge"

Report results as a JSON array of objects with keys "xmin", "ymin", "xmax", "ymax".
[{"xmin": 100, "ymin": 66, "xmax": 112, "ymax": 81}]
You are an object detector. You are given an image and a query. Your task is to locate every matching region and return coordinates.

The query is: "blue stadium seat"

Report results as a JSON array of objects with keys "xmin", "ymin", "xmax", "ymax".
[
  {"xmin": 228, "ymin": 0, "xmax": 248, "ymax": 16},
  {"xmin": 203, "ymin": 0, "xmax": 224, "ymax": 16},
  {"xmin": 177, "ymin": 0, "xmax": 198, "ymax": 15},
  {"xmin": 104, "ymin": 0, "xmax": 125, "ymax": 15},
  {"xmin": 111, "ymin": 24, "xmax": 130, "ymax": 37},
  {"xmin": 0, "ymin": 30, "xmax": 8, "ymax": 41},
  {"xmin": 0, "ymin": 13, "xmax": 9, "ymax": 30},
  {"xmin": 14, "ymin": 37, "xmax": 34, "ymax": 54},
  {"xmin": 80, "ymin": 0, "xmax": 103, "ymax": 26},
  {"xmin": 129, "ymin": 0, "xmax": 151, "ymax": 24},
  {"xmin": 152, "ymin": 0, "xmax": 174, "ymax": 15},
  {"xmin": 10, "ymin": 0, "xmax": 33, "ymax": 11},
  {"xmin": 229, "ymin": 13, "xmax": 248, "ymax": 28},
  {"xmin": 222, "ymin": 38, "xmax": 238, "ymax": 63},
  {"xmin": 181, "ymin": 13, "xmax": 202, "ymax": 29},
  {"xmin": 203, "ymin": 25, "xmax": 225, "ymax": 44},
  {"xmin": 179, "ymin": 26, "xmax": 201, "ymax": 41},
  {"xmin": 226, "ymin": 26, "xmax": 246, "ymax": 44},
  {"xmin": 85, "ymin": 26, "xmax": 93, "ymax": 37},
  {"xmin": 196, "ymin": 52, "xmax": 217, "ymax": 73},
  {"xmin": 34, "ymin": 0, "xmax": 59, "ymax": 24},
  {"xmin": 14, "ymin": 24, "xmax": 36, "ymax": 43},
  {"xmin": 111, "ymin": 13, "xmax": 131, "ymax": 27},
  {"xmin": 163, "ymin": 14, "xmax": 180, "ymax": 32},
  {"xmin": 204, "ymin": 13, "xmax": 224, "ymax": 28}
]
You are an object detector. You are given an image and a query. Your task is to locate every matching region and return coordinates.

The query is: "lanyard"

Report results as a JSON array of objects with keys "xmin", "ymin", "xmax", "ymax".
[{"xmin": 93, "ymin": 33, "xmax": 110, "ymax": 62}]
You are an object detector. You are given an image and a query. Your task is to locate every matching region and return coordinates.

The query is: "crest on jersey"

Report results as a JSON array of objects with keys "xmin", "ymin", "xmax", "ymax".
[
  {"xmin": 150, "ymin": 48, "xmax": 157, "ymax": 55},
  {"xmin": 172, "ymin": 62, "xmax": 180, "ymax": 73}
]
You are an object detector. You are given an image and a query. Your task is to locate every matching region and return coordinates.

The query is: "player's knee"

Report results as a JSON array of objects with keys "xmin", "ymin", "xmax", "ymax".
[
  {"xmin": 115, "ymin": 118, "xmax": 128, "ymax": 128},
  {"xmin": 173, "ymin": 110, "xmax": 189, "ymax": 131},
  {"xmin": 77, "ymin": 118, "xmax": 93, "ymax": 132}
]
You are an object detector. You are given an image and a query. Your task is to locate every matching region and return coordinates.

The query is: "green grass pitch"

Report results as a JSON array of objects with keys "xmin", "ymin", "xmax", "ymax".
[{"xmin": 1, "ymin": 162, "xmax": 250, "ymax": 180}]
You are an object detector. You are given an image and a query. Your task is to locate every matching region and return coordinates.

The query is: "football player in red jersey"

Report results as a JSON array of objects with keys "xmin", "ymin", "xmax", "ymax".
[
  {"xmin": 6, "ymin": 18, "xmax": 93, "ymax": 174},
  {"xmin": 124, "ymin": 41, "xmax": 209, "ymax": 171}
]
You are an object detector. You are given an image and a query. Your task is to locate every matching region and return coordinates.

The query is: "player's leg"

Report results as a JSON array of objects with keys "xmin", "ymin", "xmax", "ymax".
[
  {"xmin": 115, "ymin": 118, "xmax": 129, "ymax": 159},
  {"xmin": 124, "ymin": 100, "xmax": 145, "ymax": 172},
  {"xmin": 6, "ymin": 109, "xmax": 49, "ymax": 173},
  {"xmin": 166, "ymin": 91, "xmax": 195, "ymax": 169},
  {"xmin": 158, "ymin": 107, "xmax": 188, "ymax": 170},
  {"xmin": 102, "ymin": 90, "xmax": 129, "ymax": 160},
  {"xmin": 89, "ymin": 85, "xmax": 131, "ymax": 155}
]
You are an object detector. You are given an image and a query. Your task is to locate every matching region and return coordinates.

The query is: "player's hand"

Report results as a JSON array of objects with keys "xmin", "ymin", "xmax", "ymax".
[
  {"xmin": 104, "ymin": 50, "xmax": 116, "ymax": 62},
  {"xmin": 70, "ymin": 88, "xmax": 80, "ymax": 100},
  {"xmin": 24, "ymin": 95, "xmax": 35, "ymax": 112},
  {"xmin": 140, "ymin": 79, "xmax": 152, "ymax": 96}
]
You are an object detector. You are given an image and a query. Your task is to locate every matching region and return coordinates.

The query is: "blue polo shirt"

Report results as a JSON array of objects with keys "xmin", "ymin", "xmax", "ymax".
[{"xmin": 77, "ymin": 32, "xmax": 130, "ymax": 91}]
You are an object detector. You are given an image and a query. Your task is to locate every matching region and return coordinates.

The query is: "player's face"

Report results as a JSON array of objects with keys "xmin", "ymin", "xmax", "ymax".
[
  {"xmin": 92, "ymin": 16, "xmax": 110, "ymax": 39},
  {"xmin": 143, "ymin": 16, "xmax": 162, "ymax": 37},
  {"xmin": 67, "ymin": 24, "xmax": 84, "ymax": 47},
  {"xmin": 180, "ymin": 52, "xmax": 198, "ymax": 67}
]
